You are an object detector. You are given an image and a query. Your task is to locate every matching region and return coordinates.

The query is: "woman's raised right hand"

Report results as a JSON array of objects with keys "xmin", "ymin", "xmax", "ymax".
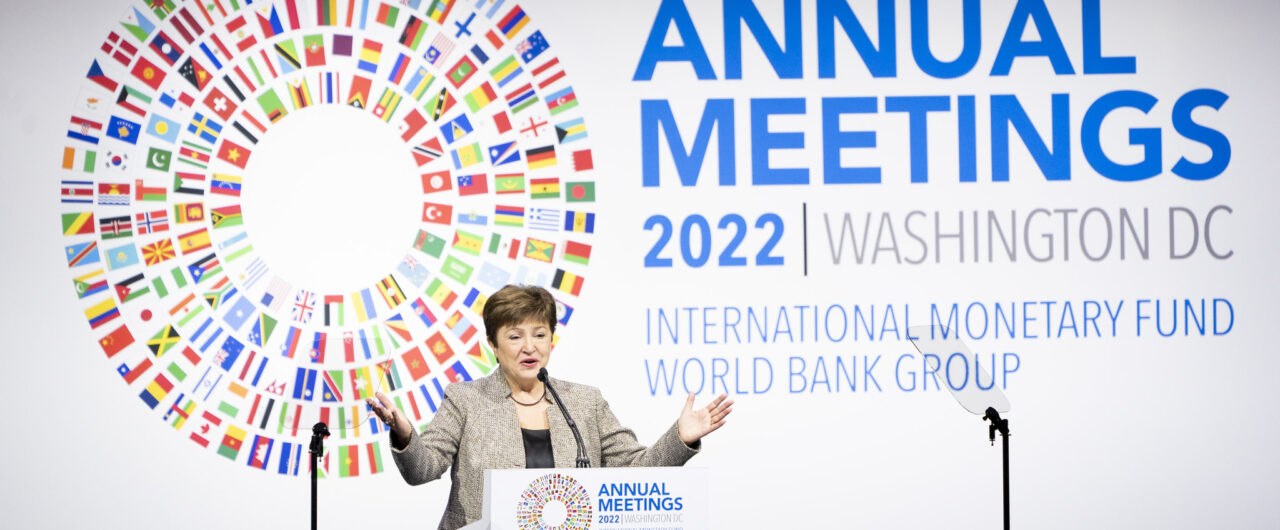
[{"xmin": 367, "ymin": 392, "xmax": 413, "ymax": 447}]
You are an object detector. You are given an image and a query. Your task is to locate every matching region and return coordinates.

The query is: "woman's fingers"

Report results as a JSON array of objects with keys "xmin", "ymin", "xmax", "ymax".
[
  {"xmin": 708, "ymin": 399, "xmax": 733, "ymax": 426},
  {"xmin": 366, "ymin": 393, "xmax": 400, "ymax": 424},
  {"xmin": 376, "ymin": 393, "xmax": 397, "ymax": 422},
  {"xmin": 705, "ymin": 419, "xmax": 725, "ymax": 435},
  {"xmin": 710, "ymin": 402, "xmax": 730, "ymax": 420},
  {"xmin": 702, "ymin": 394, "xmax": 729, "ymax": 413},
  {"xmin": 375, "ymin": 392, "xmax": 396, "ymax": 410}
]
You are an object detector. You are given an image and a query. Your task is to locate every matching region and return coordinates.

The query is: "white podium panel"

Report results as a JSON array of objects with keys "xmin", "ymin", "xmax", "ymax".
[{"xmin": 463, "ymin": 467, "xmax": 709, "ymax": 530}]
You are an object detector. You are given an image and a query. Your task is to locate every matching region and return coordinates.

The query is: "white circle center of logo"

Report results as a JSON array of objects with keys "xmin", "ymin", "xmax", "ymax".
[
  {"xmin": 241, "ymin": 105, "xmax": 421, "ymax": 294},
  {"xmin": 541, "ymin": 498, "xmax": 568, "ymax": 526}
]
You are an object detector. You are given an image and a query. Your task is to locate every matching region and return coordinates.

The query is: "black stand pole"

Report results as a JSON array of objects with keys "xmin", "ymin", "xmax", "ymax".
[
  {"xmin": 983, "ymin": 407, "xmax": 1010, "ymax": 530},
  {"xmin": 309, "ymin": 422, "xmax": 330, "ymax": 530},
  {"xmin": 539, "ymin": 368, "xmax": 591, "ymax": 468}
]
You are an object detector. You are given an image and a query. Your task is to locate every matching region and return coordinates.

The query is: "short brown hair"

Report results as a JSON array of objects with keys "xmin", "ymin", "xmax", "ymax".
[{"xmin": 482, "ymin": 285, "xmax": 556, "ymax": 346}]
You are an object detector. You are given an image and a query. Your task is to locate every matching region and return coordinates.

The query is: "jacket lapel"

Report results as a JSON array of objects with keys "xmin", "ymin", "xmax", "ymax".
[{"xmin": 478, "ymin": 371, "xmax": 525, "ymax": 468}]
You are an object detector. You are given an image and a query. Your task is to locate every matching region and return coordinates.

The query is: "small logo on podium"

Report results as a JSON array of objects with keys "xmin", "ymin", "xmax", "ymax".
[{"xmin": 517, "ymin": 473, "xmax": 593, "ymax": 529}]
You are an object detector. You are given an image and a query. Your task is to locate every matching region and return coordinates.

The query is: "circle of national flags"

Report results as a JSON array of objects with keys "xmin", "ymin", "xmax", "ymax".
[
  {"xmin": 58, "ymin": 0, "xmax": 596, "ymax": 478},
  {"xmin": 516, "ymin": 473, "xmax": 593, "ymax": 529}
]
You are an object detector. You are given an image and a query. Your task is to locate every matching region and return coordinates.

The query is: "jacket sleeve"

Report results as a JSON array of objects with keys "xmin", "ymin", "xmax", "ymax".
[
  {"xmin": 389, "ymin": 386, "xmax": 464, "ymax": 485},
  {"xmin": 595, "ymin": 394, "xmax": 700, "ymax": 468}
]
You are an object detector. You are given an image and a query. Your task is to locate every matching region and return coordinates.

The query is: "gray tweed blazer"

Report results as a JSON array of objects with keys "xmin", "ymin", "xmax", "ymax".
[{"xmin": 390, "ymin": 370, "xmax": 700, "ymax": 529}]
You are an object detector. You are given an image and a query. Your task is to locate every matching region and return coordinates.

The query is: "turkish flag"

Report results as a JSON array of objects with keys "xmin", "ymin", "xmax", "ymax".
[{"xmin": 422, "ymin": 202, "xmax": 453, "ymax": 225}]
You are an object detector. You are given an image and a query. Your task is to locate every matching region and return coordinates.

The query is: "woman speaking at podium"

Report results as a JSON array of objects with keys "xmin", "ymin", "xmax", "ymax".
[{"xmin": 366, "ymin": 285, "xmax": 734, "ymax": 529}]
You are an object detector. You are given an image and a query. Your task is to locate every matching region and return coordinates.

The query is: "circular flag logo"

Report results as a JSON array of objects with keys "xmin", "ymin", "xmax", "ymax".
[
  {"xmin": 59, "ymin": 0, "xmax": 595, "ymax": 478},
  {"xmin": 517, "ymin": 473, "xmax": 593, "ymax": 529}
]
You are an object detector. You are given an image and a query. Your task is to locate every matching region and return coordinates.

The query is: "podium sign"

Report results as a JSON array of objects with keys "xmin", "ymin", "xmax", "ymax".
[{"xmin": 462, "ymin": 467, "xmax": 709, "ymax": 530}]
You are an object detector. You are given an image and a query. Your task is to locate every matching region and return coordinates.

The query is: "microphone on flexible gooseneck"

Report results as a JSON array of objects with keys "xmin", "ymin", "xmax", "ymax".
[{"xmin": 538, "ymin": 367, "xmax": 591, "ymax": 468}]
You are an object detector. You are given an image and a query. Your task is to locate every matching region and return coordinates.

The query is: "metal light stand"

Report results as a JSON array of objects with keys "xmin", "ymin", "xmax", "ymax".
[
  {"xmin": 309, "ymin": 422, "xmax": 330, "ymax": 530},
  {"xmin": 982, "ymin": 407, "xmax": 1010, "ymax": 530}
]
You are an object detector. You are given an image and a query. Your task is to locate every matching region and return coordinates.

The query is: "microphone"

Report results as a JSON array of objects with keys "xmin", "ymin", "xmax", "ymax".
[
  {"xmin": 539, "ymin": 368, "xmax": 591, "ymax": 468},
  {"xmin": 983, "ymin": 407, "xmax": 1009, "ymax": 446},
  {"xmin": 309, "ymin": 422, "xmax": 330, "ymax": 456}
]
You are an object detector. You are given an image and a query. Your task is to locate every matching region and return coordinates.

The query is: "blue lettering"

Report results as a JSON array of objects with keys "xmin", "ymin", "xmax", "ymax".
[
  {"xmin": 1082, "ymin": 300, "xmax": 1101, "ymax": 337},
  {"xmin": 880, "ymin": 305, "xmax": 900, "ymax": 340},
  {"xmin": 1058, "ymin": 300, "xmax": 1079, "ymax": 337},
  {"xmin": 990, "ymin": 94, "xmax": 1071, "ymax": 181},
  {"xmin": 633, "ymin": 0, "xmax": 717, "ymax": 80},
  {"xmin": 682, "ymin": 357, "xmax": 705, "ymax": 394},
  {"xmin": 1082, "ymin": 90, "xmax": 1161, "ymax": 182},
  {"xmin": 811, "ymin": 356, "xmax": 832, "ymax": 392},
  {"xmin": 1081, "ymin": 0, "xmax": 1135, "ymax": 74},
  {"xmin": 817, "ymin": 0, "xmax": 896, "ymax": 78},
  {"xmin": 711, "ymin": 357, "xmax": 729, "ymax": 394},
  {"xmin": 966, "ymin": 302, "xmax": 988, "ymax": 340},
  {"xmin": 922, "ymin": 353, "xmax": 941, "ymax": 390},
  {"xmin": 990, "ymin": 0, "xmax": 1074, "ymax": 76},
  {"xmin": 1156, "ymin": 299, "xmax": 1177, "ymax": 337},
  {"xmin": 863, "ymin": 354, "xmax": 882, "ymax": 391},
  {"xmin": 1022, "ymin": 300, "xmax": 1038, "ymax": 338},
  {"xmin": 1002, "ymin": 352, "xmax": 1020, "ymax": 388},
  {"xmin": 1171, "ymin": 89, "xmax": 1231, "ymax": 180},
  {"xmin": 754, "ymin": 357, "xmax": 773, "ymax": 393},
  {"xmin": 835, "ymin": 355, "xmax": 856, "ymax": 391},
  {"xmin": 886, "ymin": 96, "xmax": 951, "ymax": 182},
  {"xmin": 1214, "ymin": 298, "xmax": 1233, "ymax": 335},
  {"xmin": 1106, "ymin": 300, "xmax": 1123, "ymax": 337},
  {"xmin": 789, "ymin": 356, "xmax": 806, "ymax": 392},
  {"xmin": 751, "ymin": 98, "xmax": 809, "ymax": 184},
  {"xmin": 772, "ymin": 304, "xmax": 793, "ymax": 342},
  {"xmin": 995, "ymin": 302, "xmax": 1016, "ymax": 338},
  {"xmin": 641, "ymin": 99, "xmax": 736, "ymax": 187},
  {"xmin": 895, "ymin": 353, "xmax": 916, "ymax": 391},
  {"xmin": 825, "ymin": 304, "xmax": 848, "ymax": 342},
  {"xmin": 1184, "ymin": 299, "xmax": 1205, "ymax": 336},
  {"xmin": 644, "ymin": 359, "xmax": 679, "ymax": 395},
  {"xmin": 724, "ymin": 306, "xmax": 742, "ymax": 342},
  {"xmin": 822, "ymin": 97, "xmax": 880, "ymax": 184},
  {"xmin": 1135, "ymin": 298, "xmax": 1149, "ymax": 336},
  {"xmin": 725, "ymin": 0, "xmax": 803, "ymax": 79},
  {"xmin": 976, "ymin": 354, "xmax": 997, "ymax": 390},
  {"xmin": 930, "ymin": 303, "xmax": 959, "ymax": 337},
  {"xmin": 910, "ymin": 0, "xmax": 981, "ymax": 78},
  {"xmin": 958, "ymin": 95, "xmax": 978, "ymax": 182},
  {"xmin": 945, "ymin": 352, "xmax": 969, "ymax": 391}
]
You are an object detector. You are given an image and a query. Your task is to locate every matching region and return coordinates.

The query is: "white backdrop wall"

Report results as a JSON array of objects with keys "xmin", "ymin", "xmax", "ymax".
[{"xmin": 3, "ymin": 0, "xmax": 1278, "ymax": 528}]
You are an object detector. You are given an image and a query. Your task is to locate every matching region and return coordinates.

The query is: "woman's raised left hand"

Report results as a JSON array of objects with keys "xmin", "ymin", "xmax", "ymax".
[{"xmin": 677, "ymin": 393, "xmax": 734, "ymax": 445}]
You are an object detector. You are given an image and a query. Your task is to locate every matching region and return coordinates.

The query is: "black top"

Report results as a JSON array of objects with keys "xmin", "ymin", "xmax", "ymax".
[{"xmin": 521, "ymin": 428, "xmax": 554, "ymax": 469}]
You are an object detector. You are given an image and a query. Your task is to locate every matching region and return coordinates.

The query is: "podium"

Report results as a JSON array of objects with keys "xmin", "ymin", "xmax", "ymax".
[{"xmin": 460, "ymin": 467, "xmax": 709, "ymax": 529}]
